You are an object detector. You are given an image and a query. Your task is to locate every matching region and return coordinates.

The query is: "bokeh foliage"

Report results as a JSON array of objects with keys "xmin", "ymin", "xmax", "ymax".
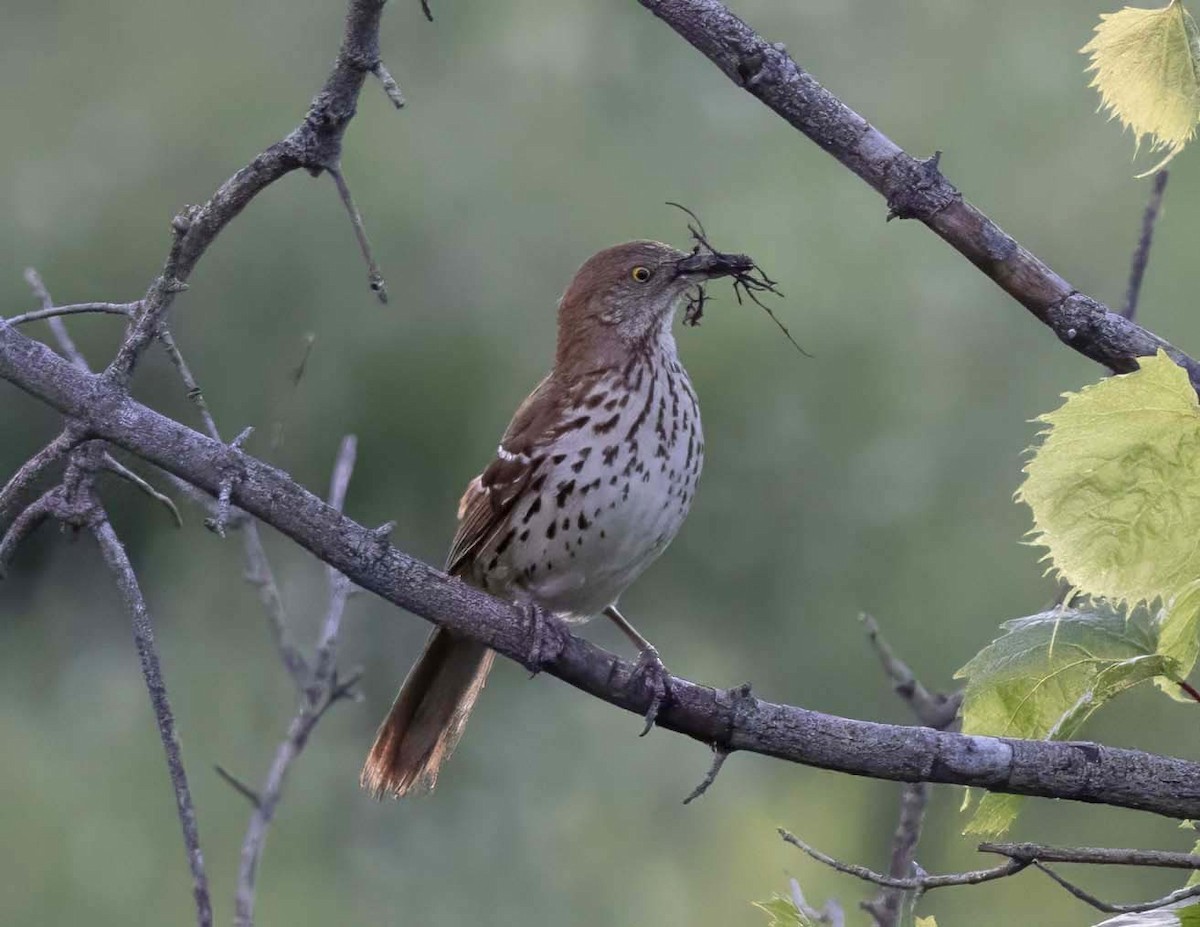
[{"xmin": 2, "ymin": 1, "xmax": 1199, "ymax": 924}]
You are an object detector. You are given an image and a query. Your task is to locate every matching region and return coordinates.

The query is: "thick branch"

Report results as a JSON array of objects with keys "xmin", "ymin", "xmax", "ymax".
[
  {"xmin": 980, "ymin": 843, "xmax": 1200, "ymax": 871},
  {"xmin": 4, "ymin": 324, "xmax": 1200, "ymax": 822},
  {"xmin": 637, "ymin": 0, "xmax": 1200, "ymax": 392}
]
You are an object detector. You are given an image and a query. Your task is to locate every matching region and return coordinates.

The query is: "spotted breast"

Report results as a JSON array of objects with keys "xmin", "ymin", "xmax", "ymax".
[{"xmin": 455, "ymin": 329, "xmax": 702, "ymax": 620}]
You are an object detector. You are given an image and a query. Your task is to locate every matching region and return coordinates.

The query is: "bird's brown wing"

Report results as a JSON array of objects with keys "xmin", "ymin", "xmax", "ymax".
[{"xmin": 445, "ymin": 374, "xmax": 562, "ymax": 577}]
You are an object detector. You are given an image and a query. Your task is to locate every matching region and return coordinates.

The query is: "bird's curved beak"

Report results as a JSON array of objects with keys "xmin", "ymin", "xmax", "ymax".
[{"xmin": 674, "ymin": 249, "xmax": 754, "ymax": 279}]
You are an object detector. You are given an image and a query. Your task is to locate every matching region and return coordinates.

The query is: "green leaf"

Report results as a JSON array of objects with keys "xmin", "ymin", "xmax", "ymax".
[
  {"xmin": 1158, "ymin": 583, "xmax": 1200, "ymax": 698},
  {"xmin": 1018, "ymin": 351, "xmax": 1200, "ymax": 606},
  {"xmin": 915, "ymin": 918, "xmax": 939, "ymax": 927},
  {"xmin": 955, "ymin": 604, "xmax": 1175, "ymax": 834},
  {"xmin": 963, "ymin": 793, "xmax": 1023, "ymax": 837},
  {"xmin": 752, "ymin": 895, "xmax": 814, "ymax": 927},
  {"xmin": 956, "ymin": 606, "xmax": 1171, "ymax": 739},
  {"xmin": 1081, "ymin": 0, "xmax": 1200, "ymax": 174}
]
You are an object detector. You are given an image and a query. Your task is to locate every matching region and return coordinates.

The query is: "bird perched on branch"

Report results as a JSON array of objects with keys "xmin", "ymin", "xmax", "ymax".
[{"xmin": 362, "ymin": 239, "xmax": 756, "ymax": 798}]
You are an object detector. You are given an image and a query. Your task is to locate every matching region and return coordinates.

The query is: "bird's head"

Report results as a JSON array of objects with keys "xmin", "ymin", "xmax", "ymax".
[{"xmin": 556, "ymin": 240, "xmax": 752, "ymax": 370}]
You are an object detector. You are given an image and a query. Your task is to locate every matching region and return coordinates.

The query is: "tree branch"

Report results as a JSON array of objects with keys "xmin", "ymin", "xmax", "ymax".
[
  {"xmin": 0, "ymin": 424, "xmax": 83, "ymax": 525},
  {"xmin": 1030, "ymin": 861, "xmax": 1200, "ymax": 915},
  {"xmin": 7, "ymin": 301, "xmax": 138, "ymax": 327},
  {"xmin": 4, "ymin": 324, "xmax": 1200, "ymax": 822},
  {"xmin": 860, "ymin": 615, "xmax": 961, "ymax": 927},
  {"xmin": 782, "ymin": 828, "xmax": 1200, "ymax": 917},
  {"xmin": 103, "ymin": 0, "xmax": 393, "ymax": 389},
  {"xmin": 1123, "ymin": 170, "xmax": 1168, "ymax": 321},
  {"xmin": 980, "ymin": 842, "xmax": 1200, "ymax": 871},
  {"xmin": 91, "ymin": 507, "xmax": 212, "ymax": 927},
  {"xmin": 780, "ymin": 829, "xmax": 1028, "ymax": 891},
  {"xmin": 637, "ymin": 0, "xmax": 1200, "ymax": 392},
  {"xmin": 233, "ymin": 435, "xmax": 361, "ymax": 927}
]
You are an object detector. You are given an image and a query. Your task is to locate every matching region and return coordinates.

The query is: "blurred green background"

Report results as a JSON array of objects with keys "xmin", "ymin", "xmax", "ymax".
[{"xmin": 2, "ymin": 1, "xmax": 1198, "ymax": 924}]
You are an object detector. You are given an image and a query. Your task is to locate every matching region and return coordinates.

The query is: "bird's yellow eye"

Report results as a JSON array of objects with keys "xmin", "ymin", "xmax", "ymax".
[{"xmin": 631, "ymin": 266, "xmax": 652, "ymax": 283}]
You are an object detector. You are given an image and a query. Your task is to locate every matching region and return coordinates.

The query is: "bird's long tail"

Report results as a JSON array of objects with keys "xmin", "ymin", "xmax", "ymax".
[{"xmin": 360, "ymin": 627, "xmax": 495, "ymax": 798}]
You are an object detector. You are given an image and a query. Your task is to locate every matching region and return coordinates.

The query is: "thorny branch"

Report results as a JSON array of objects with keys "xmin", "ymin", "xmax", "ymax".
[
  {"xmin": 0, "ymin": 1, "xmax": 401, "ymax": 924},
  {"xmin": 5, "ymin": 332, "xmax": 1200, "ymax": 824},
  {"xmin": 639, "ymin": 0, "xmax": 1200, "ymax": 393}
]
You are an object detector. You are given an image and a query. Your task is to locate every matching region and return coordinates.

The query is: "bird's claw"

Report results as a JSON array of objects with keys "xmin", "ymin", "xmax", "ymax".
[
  {"xmin": 631, "ymin": 646, "xmax": 673, "ymax": 736},
  {"xmin": 521, "ymin": 603, "xmax": 567, "ymax": 677}
]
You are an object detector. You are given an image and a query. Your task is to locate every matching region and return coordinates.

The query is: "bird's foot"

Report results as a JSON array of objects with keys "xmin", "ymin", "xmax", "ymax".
[
  {"xmin": 630, "ymin": 646, "xmax": 673, "ymax": 736},
  {"xmin": 521, "ymin": 603, "xmax": 568, "ymax": 677}
]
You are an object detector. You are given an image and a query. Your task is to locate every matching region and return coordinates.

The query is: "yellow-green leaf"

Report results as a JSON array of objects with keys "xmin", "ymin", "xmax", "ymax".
[
  {"xmin": 1082, "ymin": 0, "xmax": 1200, "ymax": 174},
  {"xmin": 1156, "ymin": 582, "xmax": 1200, "ymax": 699},
  {"xmin": 752, "ymin": 895, "xmax": 813, "ymax": 927},
  {"xmin": 963, "ymin": 793, "xmax": 1022, "ymax": 838},
  {"xmin": 955, "ymin": 604, "xmax": 1175, "ymax": 834},
  {"xmin": 1018, "ymin": 351, "xmax": 1200, "ymax": 605},
  {"xmin": 915, "ymin": 918, "xmax": 939, "ymax": 927}
]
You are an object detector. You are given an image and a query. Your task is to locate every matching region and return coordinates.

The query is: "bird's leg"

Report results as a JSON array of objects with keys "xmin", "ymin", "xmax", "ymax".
[
  {"xmin": 520, "ymin": 602, "xmax": 568, "ymax": 678},
  {"xmin": 603, "ymin": 604, "xmax": 672, "ymax": 735}
]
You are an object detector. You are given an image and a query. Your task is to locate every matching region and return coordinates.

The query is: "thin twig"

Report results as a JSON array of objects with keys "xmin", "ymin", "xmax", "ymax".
[
  {"xmin": 779, "ymin": 829, "xmax": 1027, "ymax": 890},
  {"xmin": 207, "ymin": 427, "xmax": 253, "ymax": 538},
  {"xmin": 214, "ymin": 765, "xmax": 263, "ymax": 810},
  {"xmin": 859, "ymin": 615, "xmax": 961, "ymax": 927},
  {"xmin": 8, "ymin": 302, "xmax": 137, "ymax": 326},
  {"xmin": 327, "ymin": 166, "xmax": 388, "ymax": 304},
  {"xmin": 313, "ymin": 435, "xmax": 358, "ymax": 684},
  {"xmin": 682, "ymin": 745, "xmax": 730, "ymax": 804},
  {"xmin": 24, "ymin": 268, "xmax": 90, "ymax": 371},
  {"xmin": 861, "ymin": 613, "xmax": 961, "ymax": 730},
  {"xmin": 371, "ymin": 61, "xmax": 405, "ymax": 108},
  {"xmin": 861, "ymin": 783, "xmax": 929, "ymax": 927},
  {"xmin": 0, "ymin": 488, "xmax": 58, "ymax": 577},
  {"xmin": 980, "ymin": 842, "xmax": 1200, "ymax": 870},
  {"xmin": 1031, "ymin": 860, "xmax": 1200, "ymax": 915},
  {"xmin": 233, "ymin": 437, "xmax": 361, "ymax": 927},
  {"xmin": 419, "ymin": 0, "xmax": 433, "ymax": 21},
  {"xmin": 157, "ymin": 326, "xmax": 222, "ymax": 441},
  {"xmin": 1123, "ymin": 170, "xmax": 1169, "ymax": 321},
  {"xmin": 155, "ymin": 326, "xmax": 308, "ymax": 689},
  {"xmin": 0, "ymin": 425, "xmax": 83, "ymax": 525},
  {"xmin": 240, "ymin": 523, "xmax": 310, "ymax": 685},
  {"xmin": 101, "ymin": 452, "xmax": 183, "ymax": 527},
  {"xmin": 91, "ymin": 512, "xmax": 212, "ymax": 927}
]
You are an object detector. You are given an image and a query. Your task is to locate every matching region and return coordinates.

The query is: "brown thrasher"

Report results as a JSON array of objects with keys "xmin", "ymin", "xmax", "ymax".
[{"xmin": 361, "ymin": 240, "xmax": 753, "ymax": 798}]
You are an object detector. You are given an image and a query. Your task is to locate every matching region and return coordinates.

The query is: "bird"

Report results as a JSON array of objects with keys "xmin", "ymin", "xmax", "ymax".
[{"xmin": 361, "ymin": 239, "xmax": 755, "ymax": 798}]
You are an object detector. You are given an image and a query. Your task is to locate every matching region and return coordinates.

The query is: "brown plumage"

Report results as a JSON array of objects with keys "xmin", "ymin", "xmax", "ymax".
[{"xmin": 361, "ymin": 240, "xmax": 753, "ymax": 798}]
